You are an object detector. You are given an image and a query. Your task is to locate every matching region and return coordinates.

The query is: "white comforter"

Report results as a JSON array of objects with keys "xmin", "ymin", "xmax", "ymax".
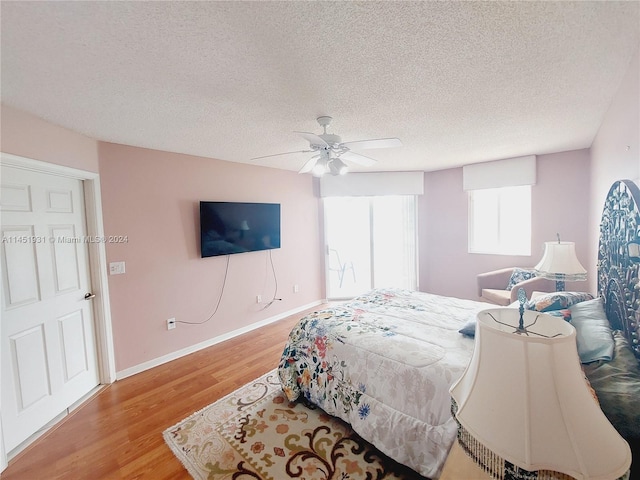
[{"xmin": 278, "ymin": 288, "xmax": 487, "ymax": 478}]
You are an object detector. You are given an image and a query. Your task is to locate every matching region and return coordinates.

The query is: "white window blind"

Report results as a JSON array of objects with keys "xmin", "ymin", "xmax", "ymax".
[
  {"xmin": 464, "ymin": 156, "xmax": 535, "ymax": 256},
  {"xmin": 320, "ymin": 172, "xmax": 424, "ymax": 197},
  {"xmin": 463, "ymin": 155, "xmax": 536, "ymax": 191}
]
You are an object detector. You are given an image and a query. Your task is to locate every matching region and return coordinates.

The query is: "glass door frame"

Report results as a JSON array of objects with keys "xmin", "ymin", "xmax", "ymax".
[{"xmin": 322, "ymin": 195, "xmax": 419, "ymax": 301}]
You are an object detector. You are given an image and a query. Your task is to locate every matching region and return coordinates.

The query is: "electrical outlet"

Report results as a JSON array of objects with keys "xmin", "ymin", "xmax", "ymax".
[
  {"xmin": 293, "ymin": 284, "xmax": 300, "ymax": 293},
  {"xmin": 167, "ymin": 318, "xmax": 176, "ymax": 330},
  {"xmin": 256, "ymin": 295, "xmax": 262, "ymax": 304}
]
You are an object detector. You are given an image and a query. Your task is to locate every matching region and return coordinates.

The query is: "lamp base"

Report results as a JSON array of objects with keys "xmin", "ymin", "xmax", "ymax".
[{"xmin": 555, "ymin": 280, "xmax": 565, "ymax": 291}]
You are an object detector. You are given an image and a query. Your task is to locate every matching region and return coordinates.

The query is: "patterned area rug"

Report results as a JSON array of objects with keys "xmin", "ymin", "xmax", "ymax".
[{"xmin": 163, "ymin": 369, "xmax": 425, "ymax": 480}]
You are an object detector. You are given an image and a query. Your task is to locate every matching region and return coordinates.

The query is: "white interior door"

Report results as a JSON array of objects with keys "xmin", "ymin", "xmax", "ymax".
[{"xmin": 1, "ymin": 165, "xmax": 99, "ymax": 453}]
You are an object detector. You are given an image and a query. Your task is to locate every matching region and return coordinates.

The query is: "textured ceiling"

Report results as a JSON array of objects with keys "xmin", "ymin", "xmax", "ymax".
[{"xmin": 1, "ymin": 1, "xmax": 639, "ymax": 173}]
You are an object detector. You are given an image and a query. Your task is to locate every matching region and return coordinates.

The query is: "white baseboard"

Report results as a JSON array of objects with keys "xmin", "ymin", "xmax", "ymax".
[{"xmin": 116, "ymin": 300, "xmax": 322, "ymax": 380}]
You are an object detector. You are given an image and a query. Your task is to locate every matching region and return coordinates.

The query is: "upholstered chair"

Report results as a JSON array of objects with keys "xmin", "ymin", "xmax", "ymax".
[{"xmin": 477, "ymin": 267, "xmax": 555, "ymax": 306}]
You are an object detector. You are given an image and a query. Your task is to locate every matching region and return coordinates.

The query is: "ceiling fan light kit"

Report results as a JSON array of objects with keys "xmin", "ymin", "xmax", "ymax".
[
  {"xmin": 328, "ymin": 157, "xmax": 348, "ymax": 176},
  {"xmin": 311, "ymin": 155, "xmax": 329, "ymax": 177},
  {"xmin": 252, "ymin": 116, "xmax": 402, "ymax": 176}
]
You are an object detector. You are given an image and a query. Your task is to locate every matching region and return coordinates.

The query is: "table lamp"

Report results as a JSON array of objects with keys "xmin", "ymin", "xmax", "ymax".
[
  {"xmin": 450, "ymin": 306, "xmax": 631, "ymax": 480},
  {"xmin": 534, "ymin": 236, "xmax": 587, "ymax": 291}
]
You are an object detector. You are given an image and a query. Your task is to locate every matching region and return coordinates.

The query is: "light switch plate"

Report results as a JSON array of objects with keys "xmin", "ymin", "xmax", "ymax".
[{"xmin": 109, "ymin": 261, "xmax": 126, "ymax": 275}]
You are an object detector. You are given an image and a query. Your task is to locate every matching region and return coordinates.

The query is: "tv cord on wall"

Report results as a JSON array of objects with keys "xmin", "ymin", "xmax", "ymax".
[
  {"xmin": 260, "ymin": 249, "xmax": 281, "ymax": 310},
  {"xmin": 175, "ymin": 254, "xmax": 230, "ymax": 325}
]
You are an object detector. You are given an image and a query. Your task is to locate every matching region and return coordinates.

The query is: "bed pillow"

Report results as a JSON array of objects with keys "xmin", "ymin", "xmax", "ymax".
[
  {"xmin": 506, "ymin": 268, "xmax": 536, "ymax": 290},
  {"xmin": 526, "ymin": 291, "xmax": 594, "ymax": 312},
  {"xmin": 458, "ymin": 318, "xmax": 477, "ymax": 337},
  {"xmin": 543, "ymin": 309, "xmax": 572, "ymax": 321},
  {"xmin": 582, "ymin": 330, "xmax": 640, "ymax": 439},
  {"xmin": 569, "ymin": 297, "xmax": 614, "ymax": 363}
]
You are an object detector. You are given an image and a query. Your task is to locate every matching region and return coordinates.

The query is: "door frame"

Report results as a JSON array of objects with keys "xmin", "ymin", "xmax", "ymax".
[
  {"xmin": 322, "ymin": 196, "xmax": 373, "ymax": 300},
  {"xmin": 322, "ymin": 195, "xmax": 420, "ymax": 300},
  {"xmin": 0, "ymin": 152, "xmax": 116, "ymax": 469}
]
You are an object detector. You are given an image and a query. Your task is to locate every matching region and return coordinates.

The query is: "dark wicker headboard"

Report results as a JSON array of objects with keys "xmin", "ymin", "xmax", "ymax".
[{"xmin": 597, "ymin": 179, "xmax": 640, "ymax": 360}]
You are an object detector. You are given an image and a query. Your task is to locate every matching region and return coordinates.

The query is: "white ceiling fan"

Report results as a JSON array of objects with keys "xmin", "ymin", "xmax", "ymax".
[{"xmin": 251, "ymin": 116, "xmax": 402, "ymax": 176}]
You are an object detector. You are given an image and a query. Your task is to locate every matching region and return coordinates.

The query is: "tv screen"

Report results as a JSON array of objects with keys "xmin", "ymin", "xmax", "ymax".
[{"xmin": 200, "ymin": 201, "xmax": 281, "ymax": 258}]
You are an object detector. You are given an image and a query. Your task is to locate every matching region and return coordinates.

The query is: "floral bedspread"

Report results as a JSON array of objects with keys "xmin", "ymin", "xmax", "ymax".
[{"xmin": 278, "ymin": 288, "xmax": 488, "ymax": 479}]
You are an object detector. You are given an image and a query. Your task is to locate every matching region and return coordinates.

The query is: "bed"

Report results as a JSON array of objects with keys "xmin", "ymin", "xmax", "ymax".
[
  {"xmin": 278, "ymin": 289, "xmax": 483, "ymax": 478},
  {"xmin": 278, "ymin": 179, "xmax": 640, "ymax": 479}
]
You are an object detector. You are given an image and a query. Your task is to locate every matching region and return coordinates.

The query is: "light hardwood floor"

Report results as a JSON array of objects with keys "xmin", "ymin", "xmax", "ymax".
[{"xmin": 2, "ymin": 306, "xmax": 323, "ymax": 480}]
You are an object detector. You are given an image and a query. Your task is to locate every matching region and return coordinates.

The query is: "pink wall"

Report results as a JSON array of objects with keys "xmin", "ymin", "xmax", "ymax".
[
  {"xmin": 589, "ymin": 44, "xmax": 640, "ymax": 293},
  {"xmin": 97, "ymin": 142, "xmax": 323, "ymax": 372},
  {"xmin": 0, "ymin": 105, "xmax": 324, "ymax": 375},
  {"xmin": 419, "ymin": 149, "xmax": 591, "ymax": 300},
  {"xmin": 1, "ymin": 104, "xmax": 99, "ymax": 172}
]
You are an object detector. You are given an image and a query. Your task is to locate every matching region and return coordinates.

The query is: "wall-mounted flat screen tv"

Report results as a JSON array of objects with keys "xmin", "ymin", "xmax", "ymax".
[{"xmin": 200, "ymin": 201, "xmax": 281, "ymax": 258}]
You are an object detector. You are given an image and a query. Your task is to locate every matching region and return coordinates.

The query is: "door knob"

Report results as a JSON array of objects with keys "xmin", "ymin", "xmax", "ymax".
[{"xmin": 84, "ymin": 292, "xmax": 96, "ymax": 300}]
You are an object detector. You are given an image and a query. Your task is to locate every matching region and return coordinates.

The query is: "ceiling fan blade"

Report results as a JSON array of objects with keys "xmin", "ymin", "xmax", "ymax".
[
  {"xmin": 294, "ymin": 131, "xmax": 328, "ymax": 147},
  {"xmin": 298, "ymin": 155, "xmax": 320, "ymax": 174},
  {"xmin": 250, "ymin": 150, "xmax": 312, "ymax": 161},
  {"xmin": 340, "ymin": 137, "xmax": 402, "ymax": 150},
  {"xmin": 340, "ymin": 151, "xmax": 377, "ymax": 166}
]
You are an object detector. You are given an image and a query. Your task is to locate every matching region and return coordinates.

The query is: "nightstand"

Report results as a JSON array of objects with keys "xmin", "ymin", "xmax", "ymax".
[{"xmin": 440, "ymin": 440, "xmax": 492, "ymax": 480}]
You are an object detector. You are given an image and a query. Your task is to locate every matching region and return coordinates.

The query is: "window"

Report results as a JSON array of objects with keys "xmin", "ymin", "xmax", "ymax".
[
  {"xmin": 468, "ymin": 185, "xmax": 531, "ymax": 255},
  {"xmin": 323, "ymin": 195, "xmax": 417, "ymax": 299}
]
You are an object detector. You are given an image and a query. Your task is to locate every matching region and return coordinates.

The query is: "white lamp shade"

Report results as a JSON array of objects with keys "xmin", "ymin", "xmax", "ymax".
[
  {"xmin": 450, "ymin": 309, "xmax": 631, "ymax": 479},
  {"xmin": 534, "ymin": 241, "xmax": 587, "ymax": 281}
]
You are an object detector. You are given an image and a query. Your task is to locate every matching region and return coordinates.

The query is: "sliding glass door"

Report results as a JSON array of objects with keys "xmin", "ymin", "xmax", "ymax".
[{"xmin": 323, "ymin": 195, "xmax": 417, "ymax": 299}]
